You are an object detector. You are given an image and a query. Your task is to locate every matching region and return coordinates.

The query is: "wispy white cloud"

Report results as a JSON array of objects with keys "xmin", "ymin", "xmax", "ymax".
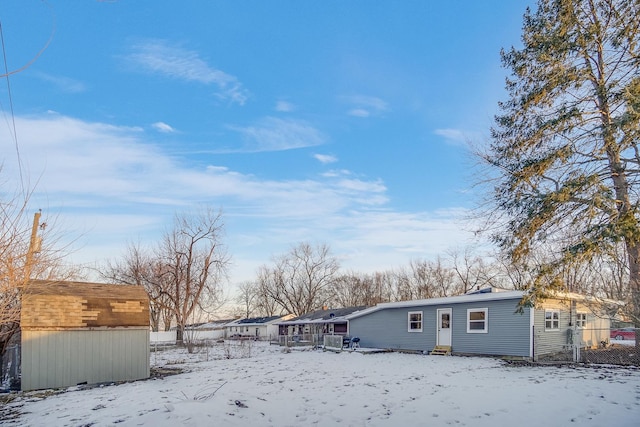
[
  {"xmin": 434, "ymin": 128, "xmax": 481, "ymax": 147},
  {"xmin": 0, "ymin": 113, "xmax": 479, "ymax": 281},
  {"xmin": 151, "ymin": 122, "xmax": 176, "ymax": 133},
  {"xmin": 342, "ymin": 95, "xmax": 389, "ymax": 118},
  {"xmin": 275, "ymin": 100, "xmax": 295, "ymax": 112},
  {"xmin": 314, "ymin": 153, "xmax": 338, "ymax": 164},
  {"xmin": 322, "ymin": 169, "xmax": 352, "ymax": 178},
  {"xmin": 230, "ymin": 117, "xmax": 325, "ymax": 152},
  {"xmin": 33, "ymin": 71, "xmax": 86, "ymax": 93},
  {"xmin": 348, "ymin": 109, "xmax": 370, "ymax": 118},
  {"xmin": 124, "ymin": 39, "xmax": 249, "ymax": 105}
]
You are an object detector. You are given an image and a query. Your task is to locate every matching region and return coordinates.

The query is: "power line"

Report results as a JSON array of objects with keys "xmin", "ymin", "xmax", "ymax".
[
  {"xmin": 0, "ymin": 18, "xmax": 24, "ymax": 196},
  {"xmin": 0, "ymin": 1, "xmax": 56, "ymax": 198}
]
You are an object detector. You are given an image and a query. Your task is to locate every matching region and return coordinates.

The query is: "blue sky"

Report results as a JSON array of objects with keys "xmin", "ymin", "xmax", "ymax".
[{"xmin": 0, "ymin": 0, "xmax": 532, "ymax": 285}]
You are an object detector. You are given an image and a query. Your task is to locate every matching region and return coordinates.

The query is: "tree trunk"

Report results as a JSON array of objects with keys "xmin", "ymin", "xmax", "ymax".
[
  {"xmin": 627, "ymin": 242, "xmax": 640, "ymax": 362},
  {"xmin": 176, "ymin": 324, "xmax": 184, "ymax": 345}
]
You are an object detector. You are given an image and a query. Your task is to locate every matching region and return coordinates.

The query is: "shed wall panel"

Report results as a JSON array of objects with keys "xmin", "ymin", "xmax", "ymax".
[{"xmin": 21, "ymin": 329, "xmax": 149, "ymax": 391}]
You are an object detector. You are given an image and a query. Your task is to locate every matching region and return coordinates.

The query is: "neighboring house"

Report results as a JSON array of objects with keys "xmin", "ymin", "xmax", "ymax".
[
  {"xmin": 277, "ymin": 306, "xmax": 367, "ymax": 337},
  {"xmin": 225, "ymin": 315, "xmax": 292, "ymax": 340},
  {"xmin": 346, "ymin": 288, "xmax": 617, "ymax": 360},
  {"xmin": 187, "ymin": 319, "xmax": 237, "ymax": 341},
  {"xmin": 21, "ymin": 280, "xmax": 150, "ymax": 391}
]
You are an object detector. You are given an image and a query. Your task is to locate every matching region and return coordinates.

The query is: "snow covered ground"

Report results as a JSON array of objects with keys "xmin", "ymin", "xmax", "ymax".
[{"xmin": 3, "ymin": 341, "xmax": 639, "ymax": 426}]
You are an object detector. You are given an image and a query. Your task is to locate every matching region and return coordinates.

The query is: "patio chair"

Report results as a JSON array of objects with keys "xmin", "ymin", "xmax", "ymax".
[{"xmin": 342, "ymin": 336, "xmax": 351, "ymax": 349}]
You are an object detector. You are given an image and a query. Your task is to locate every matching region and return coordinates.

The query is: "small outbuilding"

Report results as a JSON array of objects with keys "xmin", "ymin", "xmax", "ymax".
[{"xmin": 21, "ymin": 280, "xmax": 150, "ymax": 391}]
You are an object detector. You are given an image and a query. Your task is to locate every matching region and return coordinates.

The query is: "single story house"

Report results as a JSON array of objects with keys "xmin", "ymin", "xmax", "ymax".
[
  {"xmin": 345, "ymin": 288, "xmax": 616, "ymax": 360},
  {"xmin": 224, "ymin": 315, "xmax": 292, "ymax": 340},
  {"xmin": 277, "ymin": 306, "xmax": 367, "ymax": 337},
  {"xmin": 188, "ymin": 319, "xmax": 237, "ymax": 340},
  {"xmin": 21, "ymin": 280, "xmax": 150, "ymax": 391},
  {"xmin": 152, "ymin": 319, "xmax": 237, "ymax": 344}
]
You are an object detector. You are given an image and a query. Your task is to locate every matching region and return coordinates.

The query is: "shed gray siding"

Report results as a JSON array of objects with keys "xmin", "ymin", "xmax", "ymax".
[
  {"xmin": 349, "ymin": 297, "xmax": 532, "ymax": 357},
  {"xmin": 21, "ymin": 328, "xmax": 150, "ymax": 391}
]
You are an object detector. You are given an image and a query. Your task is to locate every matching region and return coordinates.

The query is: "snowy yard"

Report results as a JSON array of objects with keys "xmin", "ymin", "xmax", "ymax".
[{"xmin": 3, "ymin": 341, "xmax": 639, "ymax": 426}]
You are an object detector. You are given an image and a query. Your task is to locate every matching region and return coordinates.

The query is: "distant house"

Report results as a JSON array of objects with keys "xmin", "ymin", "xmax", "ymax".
[
  {"xmin": 346, "ymin": 288, "xmax": 616, "ymax": 360},
  {"xmin": 224, "ymin": 315, "xmax": 292, "ymax": 340},
  {"xmin": 187, "ymin": 319, "xmax": 237, "ymax": 341},
  {"xmin": 21, "ymin": 280, "xmax": 150, "ymax": 391},
  {"xmin": 277, "ymin": 306, "xmax": 367, "ymax": 337}
]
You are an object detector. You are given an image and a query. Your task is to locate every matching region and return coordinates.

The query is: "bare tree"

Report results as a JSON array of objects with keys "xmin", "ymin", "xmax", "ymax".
[
  {"xmin": 329, "ymin": 271, "xmax": 390, "ymax": 307},
  {"xmin": 253, "ymin": 267, "xmax": 286, "ymax": 316},
  {"xmin": 1, "ymin": 184, "xmax": 78, "ymax": 362},
  {"xmin": 257, "ymin": 242, "xmax": 339, "ymax": 316},
  {"xmin": 448, "ymin": 248, "xmax": 497, "ymax": 295},
  {"xmin": 154, "ymin": 209, "xmax": 229, "ymax": 343},
  {"xmin": 409, "ymin": 257, "xmax": 458, "ymax": 298},
  {"xmin": 101, "ymin": 243, "xmax": 173, "ymax": 331},
  {"xmin": 589, "ymin": 246, "xmax": 629, "ymax": 303},
  {"xmin": 389, "ymin": 258, "xmax": 458, "ymax": 302},
  {"xmin": 104, "ymin": 209, "xmax": 229, "ymax": 343},
  {"xmin": 235, "ymin": 281, "xmax": 258, "ymax": 319}
]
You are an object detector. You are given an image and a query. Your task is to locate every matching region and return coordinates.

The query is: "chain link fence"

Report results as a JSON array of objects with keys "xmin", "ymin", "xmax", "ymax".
[
  {"xmin": 581, "ymin": 327, "xmax": 638, "ymax": 366},
  {"xmin": 534, "ymin": 327, "xmax": 639, "ymax": 366}
]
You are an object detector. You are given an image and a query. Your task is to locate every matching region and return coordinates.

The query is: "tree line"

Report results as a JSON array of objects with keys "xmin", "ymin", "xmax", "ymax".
[{"xmin": 233, "ymin": 242, "xmax": 630, "ymax": 319}]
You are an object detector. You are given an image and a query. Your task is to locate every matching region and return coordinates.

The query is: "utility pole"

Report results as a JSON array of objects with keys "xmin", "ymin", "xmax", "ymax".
[{"xmin": 23, "ymin": 210, "xmax": 41, "ymax": 287}]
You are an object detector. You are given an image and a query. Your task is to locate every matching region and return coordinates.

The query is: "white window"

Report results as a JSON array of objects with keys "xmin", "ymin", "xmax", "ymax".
[
  {"xmin": 576, "ymin": 312, "xmax": 587, "ymax": 328},
  {"xmin": 545, "ymin": 310, "xmax": 560, "ymax": 330},
  {"xmin": 467, "ymin": 308, "xmax": 488, "ymax": 333},
  {"xmin": 408, "ymin": 311, "xmax": 423, "ymax": 332}
]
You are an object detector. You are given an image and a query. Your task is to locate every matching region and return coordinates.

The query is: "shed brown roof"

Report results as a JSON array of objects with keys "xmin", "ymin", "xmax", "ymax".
[{"xmin": 22, "ymin": 280, "xmax": 150, "ymax": 330}]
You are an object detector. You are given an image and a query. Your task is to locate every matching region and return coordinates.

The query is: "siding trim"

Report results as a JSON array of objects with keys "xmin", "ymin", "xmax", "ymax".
[{"xmin": 529, "ymin": 306, "xmax": 534, "ymax": 359}]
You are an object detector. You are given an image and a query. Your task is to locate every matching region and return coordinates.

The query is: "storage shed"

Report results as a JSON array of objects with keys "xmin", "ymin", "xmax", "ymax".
[{"xmin": 21, "ymin": 280, "xmax": 150, "ymax": 391}]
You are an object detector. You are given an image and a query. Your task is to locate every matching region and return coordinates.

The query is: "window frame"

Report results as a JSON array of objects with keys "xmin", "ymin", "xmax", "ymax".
[
  {"xmin": 576, "ymin": 312, "xmax": 587, "ymax": 328},
  {"xmin": 545, "ymin": 309, "xmax": 560, "ymax": 331},
  {"xmin": 407, "ymin": 311, "xmax": 423, "ymax": 333},
  {"xmin": 466, "ymin": 308, "xmax": 488, "ymax": 334}
]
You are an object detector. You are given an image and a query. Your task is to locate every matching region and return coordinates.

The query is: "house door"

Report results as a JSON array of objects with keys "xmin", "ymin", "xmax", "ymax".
[{"xmin": 437, "ymin": 308, "xmax": 452, "ymax": 346}]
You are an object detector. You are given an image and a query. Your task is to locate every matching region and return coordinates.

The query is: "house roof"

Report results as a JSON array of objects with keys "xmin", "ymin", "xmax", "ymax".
[
  {"xmin": 22, "ymin": 280, "xmax": 150, "ymax": 329},
  {"xmin": 346, "ymin": 290, "xmax": 526, "ymax": 320},
  {"xmin": 226, "ymin": 315, "xmax": 290, "ymax": 326},
  {"xmin": 345, "ymin": 288, "xmax": 624, "ymax": 320},
  {"xmin": 279, "ymin": 306, "xmax": 368, "ymax": 325},
  {"xmin": 192, "ymin": 319, "xmax": 237, "ymax": 329}
]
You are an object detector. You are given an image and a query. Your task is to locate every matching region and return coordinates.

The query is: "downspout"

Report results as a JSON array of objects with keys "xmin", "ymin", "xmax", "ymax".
[{"xmin": 530, "ymin": 306, "xmax": 535, "ymax": 360}]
